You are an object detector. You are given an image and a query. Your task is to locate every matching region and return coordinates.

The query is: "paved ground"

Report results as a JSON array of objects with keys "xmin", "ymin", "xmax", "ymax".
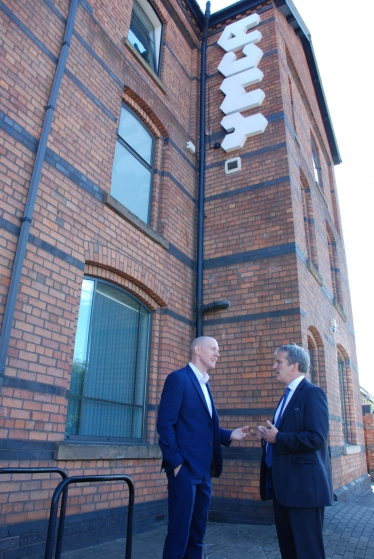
[{"xmin": 62, "ymin": 486, "xmax": 374, "ymax": 559}]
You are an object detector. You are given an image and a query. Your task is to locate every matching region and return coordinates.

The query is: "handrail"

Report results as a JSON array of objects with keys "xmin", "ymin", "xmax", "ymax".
[
  {"xmin": 0, "ymin": 468, "xmax": 68, "ymax": 559},
  {"xmin": 44, "ymin": 474, "xmax": 135, "ymax": 559}
]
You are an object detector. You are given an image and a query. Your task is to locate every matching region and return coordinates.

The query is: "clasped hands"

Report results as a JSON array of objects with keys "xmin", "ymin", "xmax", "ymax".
[{"xmin": 256, "ymin": 420, "xmax": 278, "ymax": 443}]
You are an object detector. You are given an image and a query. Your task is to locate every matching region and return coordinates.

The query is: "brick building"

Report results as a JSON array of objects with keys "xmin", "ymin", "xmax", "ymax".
[{"xmin": 0, "ymin": 0, "xmax": 370, "ymax": 555}]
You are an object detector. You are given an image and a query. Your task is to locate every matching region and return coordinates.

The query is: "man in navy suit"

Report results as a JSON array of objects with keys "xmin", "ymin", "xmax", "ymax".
[
  {"xmin": 157, "ymin": 336, "xmax": 249, "ymax": 559},
  {"xmin": 256, "ymin": 343, "xmax": 333, "ymax": 559}
]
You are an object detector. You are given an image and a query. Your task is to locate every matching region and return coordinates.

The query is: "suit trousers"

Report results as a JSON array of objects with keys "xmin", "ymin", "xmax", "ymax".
[
  {"xmin": 163, "ymin": 464, "xmax": 212, "ymax": 559},
  {"xmin": 273, "ymin": 491, "xmax": 326, "ymax": 559}
]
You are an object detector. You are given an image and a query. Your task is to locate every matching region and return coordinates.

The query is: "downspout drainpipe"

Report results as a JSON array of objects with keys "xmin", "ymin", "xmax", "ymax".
[
  {"xmin": 196, "ymin": 1, "xmax": 210, "ymax": 337},
  {"xmin": 0, "ymin": 0, "xmax": 79, "ymax": 385}
]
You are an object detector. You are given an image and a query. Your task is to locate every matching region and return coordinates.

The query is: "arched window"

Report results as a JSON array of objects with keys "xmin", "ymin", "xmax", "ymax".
[
  {"xmin": 300, "ymin": 170, "xmax": 318, "ymax": 271},
  {"xmin": 306, "ymin": 328, "xmax": 327, "ymax": 391},
  {"xmin": 66, "ymin": 278, "xmax": 151, "ymax": 441},
  {"xmin": 337, "ymin": 351, "xmax": 351, "ymax": 444},
  {"xmin": 307, "ymin": 336, "xmax": 316, "ymax": 384},
  {"xmin": 288, "ymin": 77, "xmax": 297, "ymax": 132},
  {"xmin": 326, "ymin": 223, "xmax": 343, "ymax": 309},
  {"xmin": 110, "ymin": 105, "xmax": 155, "ymax": 224}
]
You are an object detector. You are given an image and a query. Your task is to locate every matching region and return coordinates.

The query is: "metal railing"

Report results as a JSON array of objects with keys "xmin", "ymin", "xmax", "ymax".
[
  {"xmin": 44, "ymin": 474, "xmax": 135, "ymax": 559},
  {"xmin": 0, "ymin": 468, "xmax": 68, "ymax": 559}
]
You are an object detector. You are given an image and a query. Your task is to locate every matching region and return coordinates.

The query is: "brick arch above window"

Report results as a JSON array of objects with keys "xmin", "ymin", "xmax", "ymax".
[
  {"xmin": 123, "ymin": 86, "xmax": 168, "ymax": 139},
  {"xmin": 306, "ymin": 327, "xmax": 326, "ymax": 391},
  {"xmin": 336, "ymin": 343, "xmax": 349, "ymax": 362},
  {"xmin": 84, "ymin": 244, "xmax": 169, "ymax": 309}
]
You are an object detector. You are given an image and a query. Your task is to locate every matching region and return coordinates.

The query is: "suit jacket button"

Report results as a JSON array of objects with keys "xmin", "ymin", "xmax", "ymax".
[{"xmin": 209, "ymin": 442, "xmax": 212, "ymax": 446}]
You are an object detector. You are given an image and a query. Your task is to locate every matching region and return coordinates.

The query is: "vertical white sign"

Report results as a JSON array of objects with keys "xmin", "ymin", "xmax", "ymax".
[{"xmin": 217, "ymin": 14, "xmax": 268, "ymax": 152}]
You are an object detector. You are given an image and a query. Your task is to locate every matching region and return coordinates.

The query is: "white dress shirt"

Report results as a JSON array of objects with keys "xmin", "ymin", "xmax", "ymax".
[
  {"xmin": 274, "ymin": 375, "xmax": 305, "ymax": 424},
  {"xmin": 189, "ymin": 362, "xmax": 212, "ymax": 417}
]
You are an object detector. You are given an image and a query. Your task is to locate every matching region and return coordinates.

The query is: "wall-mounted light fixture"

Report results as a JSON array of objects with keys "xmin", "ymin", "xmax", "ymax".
[{"xmin": 186, "ymin": 141, "xmax": 196, "ymax": 154}]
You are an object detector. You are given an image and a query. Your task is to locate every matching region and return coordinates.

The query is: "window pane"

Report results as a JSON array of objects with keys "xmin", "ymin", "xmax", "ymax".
[
  {"xmin": 117, "ymin": 107, "xmax": 152, "ymax": 165},
  {"xmin": 80, "ymin": 400, "xmax": 135, "ymax": 438},
  {"xmin": 66, "ymin": 279, "xmax": 94, "ymax": 435},
  {"xmin": 84, "ymin": 284, "xmax": 140, "ymax": 405},
  {"xmin": 134, "ymin": 307, "xmax": 149, "ymax": 406},
  {"xmin": 128, "ymin": 1, "xmax": 156, "ymax": 72},
  {"xmin": 338, "ymin": 357, "xmax": 349, "ymax": 442},
  {"xmin": 111, "ymin": 141, "xmax": 152, "ymax": 223},
  {"xmin": 66, "ymin": 280, "xmax": 150, "ymax": 440},
  {"xmin": 132, "ymin": 407, "xmax": 143, "ymax": 439},
  {"xmin": 72, "ymin": 279, "xmax": 94, "ymax": 372}
]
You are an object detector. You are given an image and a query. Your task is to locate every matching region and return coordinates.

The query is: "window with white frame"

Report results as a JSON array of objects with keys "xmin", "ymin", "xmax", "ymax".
[
  {"xmin": 65, "ymin": 278, "xmax": 151, "ymax": 441},
  {"xmin": 110, "ymin": 105, "xmax": 154, "ymax": 224},
  {"xmin": 128, "ymin": 0, "xmax": 162, "ymax": 74}
]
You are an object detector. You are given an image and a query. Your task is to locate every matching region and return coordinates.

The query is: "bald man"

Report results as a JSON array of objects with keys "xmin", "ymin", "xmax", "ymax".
[{"xmin": 157, "ymin": 336, "xmax": 249, "ymax": 559}]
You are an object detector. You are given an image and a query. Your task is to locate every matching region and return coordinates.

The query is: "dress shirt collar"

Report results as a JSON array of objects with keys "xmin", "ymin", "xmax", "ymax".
[
  {"xmin": 287, "ymin": 375, "xmax": 305, "ymax": 393},
  {"xmin": 189, "ymin": 362, "xmax": 210, "ymax": 385}
]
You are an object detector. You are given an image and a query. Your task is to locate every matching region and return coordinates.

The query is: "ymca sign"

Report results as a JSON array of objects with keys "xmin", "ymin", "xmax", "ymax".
[{"xmin": 217, "ymin": 13, "xmax": 268, "ymax": 152}]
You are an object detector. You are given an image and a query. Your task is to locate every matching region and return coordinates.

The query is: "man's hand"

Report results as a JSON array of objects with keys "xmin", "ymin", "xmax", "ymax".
[
  {"xmin": 256, "ymin": 421, "xmax": 278, "ymax": 443},
  {"xmin": 174, "ymin": 464, "xmax": 182, "ymax": 477},
  {"xmin": 256, "ymin": 425, "xmax": 268, "ymax": 440},
  {"xmin": 230, "ymin": 426, "xmax": 250, "ymax": 441}
]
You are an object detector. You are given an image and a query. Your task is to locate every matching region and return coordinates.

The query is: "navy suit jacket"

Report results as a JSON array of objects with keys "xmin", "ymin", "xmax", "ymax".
[
  {"xmin": 157, "ymin": 365, "xmax": 232, "ymax": 478},
  {"xmin": 260, "ymin": 378, "xmax": 333, "ymax": 507}
]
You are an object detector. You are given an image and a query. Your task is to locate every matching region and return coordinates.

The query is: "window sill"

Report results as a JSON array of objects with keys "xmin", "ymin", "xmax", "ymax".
[
  {"xmin": 105, "ymin": 193, "xmax": 169, "ymax": 250},
  {"xmin": 124, "ymin": 38, "xmax": 166, "ymax": 94},
  {"xmin": 306, "ymin": 260, "xmax": 323, "ymax": 286},
  {"xmin": 55, "ymin": 442, "xmax": 162, "ymax": 461},
  {"xmin": 333, "ymin": 298, "xmax": 347, "ymax": 322},
  {"xmin": 343, "ymin": 444, "xmax": 362, "ymax": 456}
]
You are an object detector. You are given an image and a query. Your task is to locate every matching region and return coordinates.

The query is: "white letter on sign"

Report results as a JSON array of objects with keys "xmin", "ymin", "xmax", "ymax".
[
  {"xmin": 217, "ymin": 14, "xmax": 261, "ymax": 52},
  {"xmin": 220, "ymin": 70, "xmax": 264, "ymax": 115},
  {"xmin": 218, "ymin": 43, "xmax": 264, "ymax": 77},
  {"xmin": 220, "ymin": 112, "xmax": 268, "ymax": 152},
  {"xmin": 217, "ymin": 12, "xmax": 268, "ymax": 152}
]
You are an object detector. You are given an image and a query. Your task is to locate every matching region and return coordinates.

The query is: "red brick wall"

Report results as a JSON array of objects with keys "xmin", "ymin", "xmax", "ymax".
[
  {"xmin": 0, "ymin": 0, "xmax": 200, "ymax": 525},
  {"xmin": 0, "ymin": 0, "xmax": 368, "ymax": 530},
  {"xmin": 203, "ymin": 2, "xmax": 367, "ymax": 500}
]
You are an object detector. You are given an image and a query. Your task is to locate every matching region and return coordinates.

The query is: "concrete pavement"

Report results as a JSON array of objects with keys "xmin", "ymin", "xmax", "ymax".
[{"xmin": 62, "ymin": 486, "xmax": 374, "ymax": 559}]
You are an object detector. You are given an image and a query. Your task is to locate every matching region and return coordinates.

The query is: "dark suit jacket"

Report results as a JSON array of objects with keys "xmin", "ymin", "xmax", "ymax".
[
  {"xmin": 157, "ymin": 364, "xmax": 232, "ymax": 478},
  {"xmin": 260, "ymin": 378, "xmax": 333, "ymax": 507}
]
